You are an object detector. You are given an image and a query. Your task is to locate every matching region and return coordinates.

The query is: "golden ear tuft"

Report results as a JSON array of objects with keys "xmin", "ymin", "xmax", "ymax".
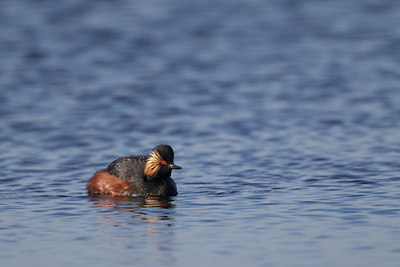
[{"xmin": 144, "ymin": 151, "xmax": 163, "ymax": 177}]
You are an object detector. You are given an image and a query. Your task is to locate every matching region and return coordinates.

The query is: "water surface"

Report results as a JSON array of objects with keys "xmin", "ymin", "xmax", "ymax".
[{"xmin": 1, "ymin": 0, "xmax": 400, "ymax": 266}]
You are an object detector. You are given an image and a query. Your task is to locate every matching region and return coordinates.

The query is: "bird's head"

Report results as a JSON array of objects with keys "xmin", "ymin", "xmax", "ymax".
[{"xmin": 144, "ymin": 145, "xmax": 182, "ymax": 179}]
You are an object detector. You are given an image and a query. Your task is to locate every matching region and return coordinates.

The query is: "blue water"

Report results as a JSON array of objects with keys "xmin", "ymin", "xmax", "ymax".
[{"xmin": 1, "ymin": 0, "xmax": 400, "ymax": 266}]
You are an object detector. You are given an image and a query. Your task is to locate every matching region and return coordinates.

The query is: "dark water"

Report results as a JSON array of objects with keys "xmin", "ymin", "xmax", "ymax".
[{"xmin": 1, "ymin": 0, "xmax": 400, "ymax": 266}]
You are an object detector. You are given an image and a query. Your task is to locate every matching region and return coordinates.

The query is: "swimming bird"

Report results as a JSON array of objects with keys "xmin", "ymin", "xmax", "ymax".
[{"xmin": 86, "ymin": 145, "xmax": 182, "ymax": 197}]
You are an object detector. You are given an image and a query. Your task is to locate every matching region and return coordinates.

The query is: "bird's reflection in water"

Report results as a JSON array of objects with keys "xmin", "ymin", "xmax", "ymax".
[
  {"xmin": 89, "ymin": 196, "xmax": 175, "ymax": 211},
  {"xmin": 88, "ymin": 196, "xmax": 175, "ymax": 225},
  {"xmin": 88, "ymin": 196, "xmax": 177, "ymax": 263},
  {"xmin": 88, "ymin": 196, "xmax": 176, "ymax": 248}
]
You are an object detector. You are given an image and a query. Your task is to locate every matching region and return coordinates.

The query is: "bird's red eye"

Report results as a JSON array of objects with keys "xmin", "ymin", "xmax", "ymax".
[{"xmin": 161, "ymin": 160, "xmax": 166, "ymax": 165}]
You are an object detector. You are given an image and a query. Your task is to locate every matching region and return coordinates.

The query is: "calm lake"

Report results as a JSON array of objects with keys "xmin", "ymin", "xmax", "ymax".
[{"xmin": 1, "ymin": 0, "xmax": 400, "ymax": 266}]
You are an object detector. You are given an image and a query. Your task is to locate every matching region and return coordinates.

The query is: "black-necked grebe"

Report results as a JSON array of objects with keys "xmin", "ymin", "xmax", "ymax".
[{"xmin": 86, "ymin": 145, "xmax": 181, "ymax": 196}]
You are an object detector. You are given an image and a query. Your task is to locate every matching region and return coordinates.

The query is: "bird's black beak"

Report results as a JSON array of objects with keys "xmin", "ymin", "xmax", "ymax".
[{"xmin": 169, "ymin": 163, "xmax": 182, "ymax": 170}]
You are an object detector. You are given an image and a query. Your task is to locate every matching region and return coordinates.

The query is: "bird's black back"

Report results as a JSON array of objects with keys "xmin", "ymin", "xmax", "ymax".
[{"xmin": 107, "ymin": 155, "xmax": 148, "ymax": 180}]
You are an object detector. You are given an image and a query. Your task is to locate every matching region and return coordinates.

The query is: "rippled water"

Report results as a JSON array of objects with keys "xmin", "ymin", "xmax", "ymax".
[{"xmin": 1, "ymin": 0, "xmax": 400, "ymax": 266}]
